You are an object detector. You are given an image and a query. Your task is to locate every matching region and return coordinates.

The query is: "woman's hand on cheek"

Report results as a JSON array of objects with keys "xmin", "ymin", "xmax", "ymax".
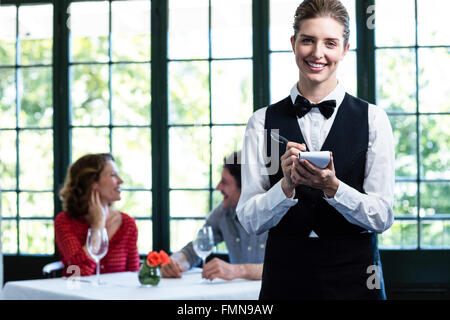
[{"xmin": 88, "ymin": 190, "xmax": 108, "ymax": 229}]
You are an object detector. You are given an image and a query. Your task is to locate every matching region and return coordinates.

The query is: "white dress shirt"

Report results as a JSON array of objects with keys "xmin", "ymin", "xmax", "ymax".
[{"xmin": 236, "ymin": 82, "xmax": 395, "ymax": 236}]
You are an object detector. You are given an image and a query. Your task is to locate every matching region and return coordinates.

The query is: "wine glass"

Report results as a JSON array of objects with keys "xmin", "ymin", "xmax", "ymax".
[
  {"xmin": 193, "ymin": 226, "xmax": 214, "ymax": 280},
  {"xmin": 86, "ymin": 228, "xmax": 109, "ymax": 286}
]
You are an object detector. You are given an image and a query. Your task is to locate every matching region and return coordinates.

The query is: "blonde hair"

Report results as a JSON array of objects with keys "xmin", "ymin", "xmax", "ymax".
[{"xmin": 293, "ymin": 0, "xmax": 350, "ymax": 46}]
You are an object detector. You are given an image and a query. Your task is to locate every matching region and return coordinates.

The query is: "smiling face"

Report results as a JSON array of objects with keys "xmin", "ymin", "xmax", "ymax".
[
  {"xmin": 216, "ymin": 168, "xmax": 241, "ymax": 208},
  {"xmin": 92, "ymin": 160, "xmax": 123, "ymax": 206},
  {"xmin": 291, "ymin": 16, "xmax": 349, "ymax": 94}
]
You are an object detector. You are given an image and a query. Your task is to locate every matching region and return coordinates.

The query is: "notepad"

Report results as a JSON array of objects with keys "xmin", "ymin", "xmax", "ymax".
[{"xmin": 298, "ymin": 151, "xmax": 330, "ymax": 169}]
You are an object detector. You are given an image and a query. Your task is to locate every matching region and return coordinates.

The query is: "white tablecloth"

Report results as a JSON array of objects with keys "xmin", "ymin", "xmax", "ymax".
[{"xmin": 1, "ymin": 268, "xmax": 261, "ymax": 300}]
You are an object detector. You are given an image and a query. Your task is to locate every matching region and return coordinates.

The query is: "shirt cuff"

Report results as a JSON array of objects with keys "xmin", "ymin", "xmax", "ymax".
[
  {"xmin": 269, "ymin": 179, "xmax": 298, "ymax": 207},
  {"xmin": 323, "ymin": 179, "xmax": 343, "ymax": 204}
]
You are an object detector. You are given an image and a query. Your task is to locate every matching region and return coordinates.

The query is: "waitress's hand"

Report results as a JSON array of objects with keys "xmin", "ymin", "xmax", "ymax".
[
  {"xmin": 292, "ymin": 151, "xmax": 339, "ymax": 198},
  {"xmin": 280, "ymin": 142, "xmax": 307, "ymax": 197},
  {"xmin": 88, "ymin": 190, "xmax": 108, "ymax": 229}
]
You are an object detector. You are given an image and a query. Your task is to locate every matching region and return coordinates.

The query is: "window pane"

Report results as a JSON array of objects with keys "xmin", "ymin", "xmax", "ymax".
[
  {"xmin": 168, "ymin": 0, "xmax": 209, "ymax": 60},
  {"xmin": 211, "ymin": 0, "xmax": 252, "ymax": 58},
  {"xmin": 421, "ymin": 221, "xmax": 450, "ymax": 249},
  {"xmin": 170, "ymin": 219, "xmax": 204, "ymax": 252},
  {"xmin": 19, "ymin": 4, "xmax": 53, "ymax": 65},
  {"xmin": 270, "ymin": 0, "xmax": 301, "ymax": 51},
  {"xmin": 375, "ymin": 0, "xmax": 415, "ymax": 47},
  {"xmin": 418, "ymin": 48, "xmax": 450, "ymax": 113},
  {"xmin": 0, "ymin": 67, "xmax": 16, "ymax": 128},
  {"xmin": 337, "ymin": 50, "xmax": 357, "ymax": 96},
  {"xmin": 1, "ymin": 192, "xmax": 17, "ymax": 218},
  {"xmin": 19, "ymin": 219, "xmax": 54, "ymax": 254},
  {"xmin": 19, "ymin": 192, "xmax": 53, "ymax": 218},
  {"xmin": 0, "ymin": 130, "xmax": 16, "ymax": 189},
  {"xmin": 378, "ymin": 220, "xmax": 418, "ymax": 249},
  {"xmin": 71, "ymin": 128, "xmax": 110, "ymax": 161},
  {"xmin": 69, "ymin": 1, "xmax": 109, "ymax": 63},
  {"xmin": 1, "ymin": 220, "xmax": 17, "ymax": 254},
  {"xmin": 168, "ymin": 61, "xmax": 209, "ymax": 125},
  {"xmin": 170, "ymin": 191, "xmax": 209, "ymax": 218},
  {"xmin": 211, "ymin": 126, "xmax": 246, "ymax": 186},
  {"xmin": 420, "ymin": 116, "xmax": 450, "ymax": 180},
  {"xmin": 111, "ymin": 0, "xmax": 151, "ymax": 62},
  {"xmin": 376, "ymin": 49, "xmax": 416, "ymax": 113},
  {"xmin": 421, "ymin": 182, "xmax": 450, "ymax": 216},
  {"xmin": 418, "ymin": 0, "xmax": 450, "ymax": 46},
  {"xmin": 0, "ymin": 6, "xmax": 16, "ymax": 66},
  {"xmin": 112, "ymin": 128, "xmax": 151, "ymax": 189},
  {"xmin": 270, "ymin": 52, "xmax": 297, "ymax": 104},
  {"xmin": 136, "ymin": 219, "xmax": 152, "ymax": 254},
  {"xmin": 340, "ymin": 0, "xmax": 356, "ymax": 50},
  {"xmin": 169, "ymin": 127, "xmax": 210, "ymax": 189},
  {"xmin": 394, "ymin": 183, "xmax": 417, "ymax": 216},
  {"xmin": 19, "ymin": 130, "xmax": 53, "ymax": 190},
  {"xmin": 19, "ymin": 67, "xmax": 53, "ymax": 128},
  {"xmin": 111, "ymin": 63, "xmax": 151, "ymax": 126},
  {"xmin": 211, "ymin": 60, "xmax": 253, "ymax": 124},
  {"xmin": 119, "ymin": 191, "xmax": 152, "ymax": 218},
  {"xmin": 390, "ymin": 115, "xmax": 417, "ymax": 179},
  {"xmin": 71, "ymin": 64, "xmax": 109, "ymax": 126}
]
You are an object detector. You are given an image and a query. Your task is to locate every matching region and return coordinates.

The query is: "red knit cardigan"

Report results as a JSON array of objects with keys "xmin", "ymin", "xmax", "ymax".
[{"xmin": 55, "ymin": 211, "xmax": 140, "ymax": 277}]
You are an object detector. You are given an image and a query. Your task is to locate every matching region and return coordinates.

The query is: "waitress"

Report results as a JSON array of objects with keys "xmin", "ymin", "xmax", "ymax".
[{"xmin": 237, "ymin": 0, "xmax": 395, "ymax": 300}]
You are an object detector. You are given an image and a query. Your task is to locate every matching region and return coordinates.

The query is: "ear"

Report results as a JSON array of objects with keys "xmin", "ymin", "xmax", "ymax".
[
  {"xmin": 91, "ymin": 182, "xmax": 99, "ymax": 191},
  {"xmin": 341, "ymin": 42, "xmax": 350, "ymax": 60},
  {"xmin": 290, "ymin": 35, "xmax": 296, "ymax": 51}
]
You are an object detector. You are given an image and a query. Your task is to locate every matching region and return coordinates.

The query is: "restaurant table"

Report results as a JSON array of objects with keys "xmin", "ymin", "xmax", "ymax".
[{"xmin": 1, "ymin": 268, "xmax": 261, "ymax": 300}]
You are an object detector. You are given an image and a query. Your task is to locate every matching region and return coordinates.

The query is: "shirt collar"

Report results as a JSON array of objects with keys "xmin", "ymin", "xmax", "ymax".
[{"xmin": 289, "ymin": 81, "xmax": 346, "ymax": 109}]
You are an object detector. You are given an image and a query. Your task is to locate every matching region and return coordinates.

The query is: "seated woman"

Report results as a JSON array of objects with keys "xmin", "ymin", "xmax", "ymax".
[{"xmin": 55, "ymin": 153, "xmax": 140, "ymax": 276}]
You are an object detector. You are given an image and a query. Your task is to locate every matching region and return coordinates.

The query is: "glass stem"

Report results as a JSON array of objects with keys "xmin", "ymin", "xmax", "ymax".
[{"xmin": 96, "ymin": 261, "xmax": 100, "ymax": 285}]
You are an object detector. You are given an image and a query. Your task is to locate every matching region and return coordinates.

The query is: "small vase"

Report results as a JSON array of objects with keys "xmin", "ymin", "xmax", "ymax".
[{"xmin": 138, "ymin": 262, "xmax": 161, "ymax": 286}]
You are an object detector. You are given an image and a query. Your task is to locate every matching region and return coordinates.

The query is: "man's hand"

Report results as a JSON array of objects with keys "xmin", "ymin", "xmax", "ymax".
[
  {"xmin": 161, "ymin": 252, "xmax": 189, "ymax": 278},
  {"xmin": 202, "ymin": 258, "xmax": 240, "ymax": 281},
  {"xmin": 161, "ymin": 259, "xmax": 184, "ymax": 278},
  {"xmin": 280, "ymin": 142, "xmax": 307, "ymax": 197},
  {"xmin": 292, "ymin": 151, "xmax": 339, "ymax": 198}
]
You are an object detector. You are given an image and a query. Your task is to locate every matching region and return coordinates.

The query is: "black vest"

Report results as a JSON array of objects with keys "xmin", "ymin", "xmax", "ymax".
[
  {"xmin": 265, "ymin": 93, "xmax": 368, "ymax": 237},
  {"xmin": 259, "ymin": 93, "xmax": 386, "ymax": 300}
]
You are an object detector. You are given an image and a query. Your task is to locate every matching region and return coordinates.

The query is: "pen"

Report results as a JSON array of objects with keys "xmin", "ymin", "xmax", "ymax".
[{"xmin": 270, "ymin": 131, "xmax": 289, "ymax": 145}]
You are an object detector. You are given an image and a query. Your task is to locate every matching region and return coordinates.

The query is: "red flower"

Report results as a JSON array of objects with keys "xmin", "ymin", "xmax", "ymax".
[
  {"xmin": 159, "ymin": 250, "xmax": 171, "ymax": 265},
  {"xmin": 146, "ymin": 250, "xmax": 171, "ymax": 267},
  {"xmin": 147, "ymin": 252, "xmax": 162, "ymax": 267}
]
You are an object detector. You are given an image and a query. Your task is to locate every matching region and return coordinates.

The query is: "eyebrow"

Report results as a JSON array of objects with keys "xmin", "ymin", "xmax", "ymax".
[{"xmin": 299, "ymin": 34, "xmax": 341, "ymax": 42}]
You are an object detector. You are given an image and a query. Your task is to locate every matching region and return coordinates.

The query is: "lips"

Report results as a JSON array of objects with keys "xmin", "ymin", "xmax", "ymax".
[{"xmin": 305, "ymin": 60, "xmax": 327, "ymax": 71}]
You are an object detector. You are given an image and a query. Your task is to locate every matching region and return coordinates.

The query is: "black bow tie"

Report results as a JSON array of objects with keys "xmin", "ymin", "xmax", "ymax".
[{"xmin": 293, "ymin": 95, "xmax": 336, "ymax": 119}]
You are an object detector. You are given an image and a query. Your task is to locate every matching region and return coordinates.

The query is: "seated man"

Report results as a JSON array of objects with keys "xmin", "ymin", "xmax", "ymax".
[{"xmin": 161, "ymin": 151, "xmax": 267, "ymax": 281}]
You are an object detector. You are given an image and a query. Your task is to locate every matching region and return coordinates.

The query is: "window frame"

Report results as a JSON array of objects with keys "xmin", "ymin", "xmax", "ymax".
[{"xmin": 0, "ymin": 0, "xmax": 448, "ymax": 267}]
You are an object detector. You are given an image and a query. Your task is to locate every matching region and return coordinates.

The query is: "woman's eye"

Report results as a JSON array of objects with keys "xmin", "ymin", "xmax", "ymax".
[
  {"xmin": 301, "ymin": 38, "xmax": 313, "ymax": 44},
  {"xmin": 327, "ymin": 41, "xmax": 337, "ymax": 47}
]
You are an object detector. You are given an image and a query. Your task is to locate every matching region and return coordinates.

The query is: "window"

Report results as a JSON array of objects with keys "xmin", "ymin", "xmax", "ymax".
[
  {"xmin": 68, "ymin": 0, "xmax": 152, "ymax": 254},
  {"xmin": 1, "ymin": 0, "xmax": 449, "ymax": 263},
  {"xmin": 0, "ymin": 3, "xmax": 54, "ymax": 255},
  {"xmin": 375, "ymin": 0, "xmax": 450, "ymax": 249},
  {"xmin": 167, "ymin": 0, "xmax": 253, "ymax": 252}
]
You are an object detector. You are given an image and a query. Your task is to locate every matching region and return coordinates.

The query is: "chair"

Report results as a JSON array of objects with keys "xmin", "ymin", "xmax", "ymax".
[{"xmin": 42, "ymin": 261, "xmax": 64, "ymax": 278}]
